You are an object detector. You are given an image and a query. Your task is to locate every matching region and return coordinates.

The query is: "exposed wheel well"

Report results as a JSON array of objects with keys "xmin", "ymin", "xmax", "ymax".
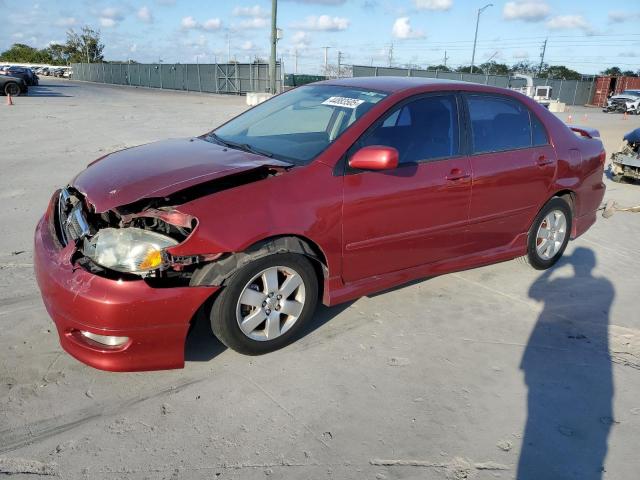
[{"xmin": 189, "ymin": 234, "xmax": 329, "ymax": 288}]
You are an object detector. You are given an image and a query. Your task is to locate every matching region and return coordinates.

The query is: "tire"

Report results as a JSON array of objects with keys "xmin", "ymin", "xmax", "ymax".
[
  {"xmin": 209, "ymin": 253, "xmax": 319, "ymax": 355},
  {"xmin": 4, "ymin": 82, "xmax": 20, "ymax": 96},
  {"xmin": 525, "ymin": 197, "xmax": 572, "ymax": 270}
]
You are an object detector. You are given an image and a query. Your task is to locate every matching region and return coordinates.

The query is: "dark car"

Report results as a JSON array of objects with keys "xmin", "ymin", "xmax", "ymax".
[
  {"xmin": 34, "ymin": 77, "xmax": 606, "ymax": 372},
  {"xmin": 0, "ymin": 75, "xmax": 28, "ymax": 96},
  {"xmin": 3, "ymin": 66, "xmax": 38, "ymax": 86}
]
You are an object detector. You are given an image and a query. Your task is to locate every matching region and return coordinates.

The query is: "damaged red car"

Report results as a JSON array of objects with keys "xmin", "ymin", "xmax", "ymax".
[{"xmin": 34, "ymin": 77, "xmax": 606, "ymax": 371}]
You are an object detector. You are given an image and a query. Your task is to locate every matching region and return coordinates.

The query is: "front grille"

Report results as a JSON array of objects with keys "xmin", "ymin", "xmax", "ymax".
[{"xmin": 56, "ymin": 188, "xmax": 90, "ymax": 245}]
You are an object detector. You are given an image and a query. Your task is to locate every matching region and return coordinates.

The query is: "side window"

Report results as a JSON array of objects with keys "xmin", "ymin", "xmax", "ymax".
[
  {"xmin": 360, "ymin": 95, "xmax": 459, "ymax": 163},
  {"xmin": 467, "ymin": 95, "xmax": 533, "ymax": 153},
  {"xmin": 530, "ymin": 112, "xmax": 549, "ymax": 146}
]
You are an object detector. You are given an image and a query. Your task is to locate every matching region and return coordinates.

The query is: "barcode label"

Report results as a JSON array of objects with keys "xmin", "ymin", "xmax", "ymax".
[{"xmin": 322, "ymin": 96, "xmax": 365, "ymax": 109}]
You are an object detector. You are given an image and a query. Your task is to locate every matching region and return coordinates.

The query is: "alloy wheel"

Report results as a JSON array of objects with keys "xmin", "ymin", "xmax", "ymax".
[
  {"xmin": 235, "ymin": 266, "xmax": 306, "ymax": 341},
  {"xmin": 535, "ymin": 209, "xmax": 567, "ymax": 260}
]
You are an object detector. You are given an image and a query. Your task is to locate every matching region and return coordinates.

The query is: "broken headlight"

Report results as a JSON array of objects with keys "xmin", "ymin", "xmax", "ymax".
[{"xmin": 82, "ymin": 228, "xmax": 178, "ymax": 274}]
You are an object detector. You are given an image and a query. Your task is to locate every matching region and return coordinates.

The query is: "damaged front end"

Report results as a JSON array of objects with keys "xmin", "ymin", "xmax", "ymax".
[
  {"xmin": 611, "ymin": 128, "xmax": 640, "ymax": 182},
  {"xmin": 56, "ymin": 186, "xmax": 214, "ymax": 285}
]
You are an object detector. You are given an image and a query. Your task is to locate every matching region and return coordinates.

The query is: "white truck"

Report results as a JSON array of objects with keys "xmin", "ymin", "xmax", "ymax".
[{"xmin": 510, "ymin": 73, "xmax": 553, "ymax": 108}]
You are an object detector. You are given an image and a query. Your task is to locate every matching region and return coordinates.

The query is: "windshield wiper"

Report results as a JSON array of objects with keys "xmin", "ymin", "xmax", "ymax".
[{"xmin": 208, "ymin": 133, "xmax": 273, "ymax": 158}]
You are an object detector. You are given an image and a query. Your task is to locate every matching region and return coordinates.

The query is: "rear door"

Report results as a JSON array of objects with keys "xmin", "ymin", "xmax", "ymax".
[
  {"xmin": 464, "ymin": 94, "xmax": 556, "ymax": 252},
  {"xmin": 341, "ymin": 93, "xmax": 472, "ymax": 283}
]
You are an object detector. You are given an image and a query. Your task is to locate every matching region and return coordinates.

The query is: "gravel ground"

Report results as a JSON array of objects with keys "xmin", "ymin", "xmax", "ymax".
[{"xmin": 1, "ymin": 78, "xmax": 639, "ymax": 479}]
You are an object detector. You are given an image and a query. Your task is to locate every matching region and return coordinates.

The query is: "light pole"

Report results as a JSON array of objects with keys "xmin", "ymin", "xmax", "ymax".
[
  {"xmin": 470, "ymin": 3, "xmax": 492, "ymax": 74},
  {"xmin": 269, "ymin": 0, "xmax": 278, "ymax": 94}
]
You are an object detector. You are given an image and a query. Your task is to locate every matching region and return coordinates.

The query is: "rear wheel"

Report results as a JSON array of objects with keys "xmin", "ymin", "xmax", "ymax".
[
  {"xmin": 525, "ymin": 197, "xmax": 572, "ymax": 270},
  {"xmin": 4, "ymin": 82, "xmax": 20, "ymax": 96},
  {"xmin": 209, "ymin": 253, "xmax": 319, "ymax": 355}
]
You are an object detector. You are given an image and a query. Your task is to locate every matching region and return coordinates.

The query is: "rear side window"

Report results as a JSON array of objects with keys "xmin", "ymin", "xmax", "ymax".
[
  {"xmin": 360, "ymin": 95, "xmax": 459, "ymax": 163},
  {"xmin": 530, "ymin": 112, "xmax": 549, "ymax": 146},
  {"xmin": 467, "ymin": 95, "xmax": 533, "ymax": 153}
]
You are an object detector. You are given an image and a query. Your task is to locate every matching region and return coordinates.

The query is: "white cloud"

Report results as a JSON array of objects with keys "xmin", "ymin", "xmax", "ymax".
[
  {"xmin": 181, "ymin": 16, "xmax": 198, "ymax": 29},
  {"xmin": 55, "ymin": 17, "xmax": 77, "ymax": 27},
  {"xmin": 203, "ymin": 18, "xmax": 222, "ymax": 30},
  {"xmin": 241, "ymin": 41, "xmax": 254, "ymax": 50},
  {"xmin": 100, "ymin": 17, "xmax": 116, "ymax": 28},
  {"xmin": 137, "ymin": 6, "xmax": 153, "ymax": 23},
  {"xmin": 392, "ymin": 17, "xmax": 424, "ymax": 39},
  {"xmin": 546, "ymin": 14, "xmax": 591, "ymax": 32},
  {"xmin": 130, "ymin": 44, "xmax": 138, "ymax": 53},
  {"xmin": 414, "ymin": 0, "xmax": 452, "ymax": 11},
  {"xmin": 181, "ymin": 16, "xmax": 222, "ymax": 31},
  {"xmin": 239, "ymin": 17, "xmax": 268, "ymax": 28},
  {"xmin": 512, "ymin": 50, "xmax": 529, "ymax": 59},
  {"xmin": 292, "ymin": 30, "xmax": 312, "ymax": 48},
  {"xmin": 99, "ymin": 7, "xmax": 123, "ymax": 28},
  {"xmin": 233, "ymin": 5, "xmax": 268, "ymax": 17},
  {"xmin": 295, "ymin": 15, "xmax": 349, "ymax": 31},
  {"xmin": 503, "ymin": 1, "xmax": 549, "ymax": 22}
]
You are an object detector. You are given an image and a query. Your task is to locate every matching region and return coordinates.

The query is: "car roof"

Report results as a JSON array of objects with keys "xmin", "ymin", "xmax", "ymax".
[{"xmin": 316, "ymin": 76, "xmax": 470, "ymax": 93}]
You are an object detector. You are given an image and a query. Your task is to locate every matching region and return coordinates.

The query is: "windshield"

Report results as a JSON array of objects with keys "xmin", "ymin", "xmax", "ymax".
[
  {"xmin": 210, "ymin": 84, "xmax": 388, "ymax": 164},
  {"xmin": 621, "ymin": 90, "xmax": 640, "ymax": 96}
]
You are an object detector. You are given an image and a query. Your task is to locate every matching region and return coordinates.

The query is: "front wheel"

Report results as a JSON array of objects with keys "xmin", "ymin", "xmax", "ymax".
[
  {"xmin": 525, "ymin": 198, "xmax": 572, "ymax": 270},
  {"xmin": 209, "ymin": 253, "xmax": 319, "ymax": 355}
]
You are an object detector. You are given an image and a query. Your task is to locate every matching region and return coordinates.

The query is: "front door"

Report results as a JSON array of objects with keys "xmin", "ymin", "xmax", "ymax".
[{"xmin": 341, "ymin": 93, "xmax": 472, "ymax": 283}]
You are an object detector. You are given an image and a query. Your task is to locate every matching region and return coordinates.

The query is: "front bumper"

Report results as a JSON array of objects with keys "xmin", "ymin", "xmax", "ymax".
[{"xmin": 34, "ymin": 197, "xmax": 218, "ymax": 372}]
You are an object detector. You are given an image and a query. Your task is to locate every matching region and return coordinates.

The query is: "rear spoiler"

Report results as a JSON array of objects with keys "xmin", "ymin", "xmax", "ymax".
[{"xmin": 568, "ymin": 125, "xmax": 600, "ymax": 139}]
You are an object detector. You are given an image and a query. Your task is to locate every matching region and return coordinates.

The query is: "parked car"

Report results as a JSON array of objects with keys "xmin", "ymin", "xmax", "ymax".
[
  {"xmin": 2, "ymin": 66, "xmax": 38, "ymax": 86},
  {"xmin": 0, "ymin": 75, "xmax": 28, "ymax": 96},
  {"xmin": 51, "ymin": 68, "xmax": 65, "ymax": 78},
  {"xmin": 604, "ymin": 90, "xmax": 640, "ymax": 114},
  {"xmin": 34, "ymin": 77, "xmax": 606, "ymax": 371}
]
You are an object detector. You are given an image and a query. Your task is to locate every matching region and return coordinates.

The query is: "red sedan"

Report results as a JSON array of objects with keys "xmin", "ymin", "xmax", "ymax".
[{"xmin": 34, "ymin": 77, "xmax": 606, "ymax": 371}]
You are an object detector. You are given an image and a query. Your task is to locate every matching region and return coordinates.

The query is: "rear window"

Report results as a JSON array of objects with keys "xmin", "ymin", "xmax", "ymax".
[{"xmin": 467, "ymin": 95, "xmax": 536, "ymax": 153}]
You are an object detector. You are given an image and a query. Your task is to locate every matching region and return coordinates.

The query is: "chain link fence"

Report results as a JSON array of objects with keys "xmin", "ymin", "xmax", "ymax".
[
  {"xmin": 352, "ymin": 65, "xmax": 595, "ymax": 106},
  {"xmin": 71, "ymin": 62, "xmax": 283, "ymax": 94}
]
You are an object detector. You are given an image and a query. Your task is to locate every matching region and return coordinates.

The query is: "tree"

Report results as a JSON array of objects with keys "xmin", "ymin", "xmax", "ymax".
[
  {"xmin": 541, "ymin": 65, "xmax": 581, "ymax": 80},
  {"xmin": 601, "ymin": 66, "xmax": 622, "ymax": 76},
  {"xmin": 480, "ymin": 61, "xmax": 510, "ymax": 75},
  {"xmin": 0, "ymin": 43, "xmax": 53, "ymax": 63},
  {"xmin": 510, "ymin": 60, "xmax": 539, "ymax": 75},
  {"xmin": 455, "ymin": 65, "xmax": 475, "ymax": 73},
  {"xmin": 622, "ymin": 70, "xmax": 638, "ymax": 77},
  {"xmin": 429, "ymin": 64, "xmax": 451, "ymax": 72},
  {"xmin": 64, "ymin": 26, "xmax": 104, "ymax": 63}
]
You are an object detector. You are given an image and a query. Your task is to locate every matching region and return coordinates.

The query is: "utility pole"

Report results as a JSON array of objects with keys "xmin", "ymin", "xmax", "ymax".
[
  {"xmin": 294, "ymin": 49, "xmax": 298, "ymax": 74},
  {"xmin": 470, "ymin": 3, "xmax": 493, "ymax": 74},
  {"xmin": 388, "ymin": 43, "xmax": 394, "ymax": 67},
  {"xmin": 269, "ymin": 0, "xmax": 278, "ymax": 94},
  {"xmin": 538, "ymin": 38, "xmax": 547, "ymax": 77},
  {"xmin": 322, "ymin": 46, "xmax": 330, "ymax": 75},
  {"xmin": 443, "ymin": 50, "xmax": 449, "ymax": 68},
  {"xmin": 227, "ymin": 33, "xmax": 231, "ymax": 64},
  {"xmin": 337, "ymin": 51, "xmax": 343, "ymax": 78}
]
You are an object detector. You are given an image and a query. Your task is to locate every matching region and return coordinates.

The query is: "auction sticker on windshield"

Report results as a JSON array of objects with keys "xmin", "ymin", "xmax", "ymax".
[{"xmin": 322, "ymin": 96, "xmax": 366, "ymax": 109}]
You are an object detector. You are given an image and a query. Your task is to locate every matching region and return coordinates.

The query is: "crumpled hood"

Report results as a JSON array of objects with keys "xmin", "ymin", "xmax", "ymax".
[
  {"xmin": 72, "ymin": 138, "xmax": 291, "ymax": 213},
  {"xmin": 611, "ymin": 95, "xmax": 640, "ymax": 101}
]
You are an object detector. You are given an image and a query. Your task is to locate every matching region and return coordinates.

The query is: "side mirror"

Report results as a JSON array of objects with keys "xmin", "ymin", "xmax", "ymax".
[{"xmin": 349, "ymin": 146, "xmax": 399, "ymax": 171}]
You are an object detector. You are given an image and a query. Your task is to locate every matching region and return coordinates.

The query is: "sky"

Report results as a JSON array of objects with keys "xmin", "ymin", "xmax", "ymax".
[{"xmin": 1, "ymin": 0, "xmax": 639, "ymax": 75}]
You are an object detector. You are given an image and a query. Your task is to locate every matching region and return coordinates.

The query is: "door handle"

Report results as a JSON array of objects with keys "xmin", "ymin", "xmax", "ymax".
[
  {"xmin": 446, "ymin": 168, "xmax": 471, "ymax": 181},
  {"xmin": 536, "ymin": 155, "xmax": 554, "ymax": 166}
]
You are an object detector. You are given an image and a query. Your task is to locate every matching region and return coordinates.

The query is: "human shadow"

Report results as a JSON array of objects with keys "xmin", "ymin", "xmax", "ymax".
[{"xmin": 518, "ymin": 247, "xmax": 615, "ymax": 480}]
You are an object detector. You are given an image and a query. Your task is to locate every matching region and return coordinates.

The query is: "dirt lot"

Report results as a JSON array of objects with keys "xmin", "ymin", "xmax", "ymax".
[{"xmin": 1, "ymin": 79, "xmax": 639, "ymax": 479}]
